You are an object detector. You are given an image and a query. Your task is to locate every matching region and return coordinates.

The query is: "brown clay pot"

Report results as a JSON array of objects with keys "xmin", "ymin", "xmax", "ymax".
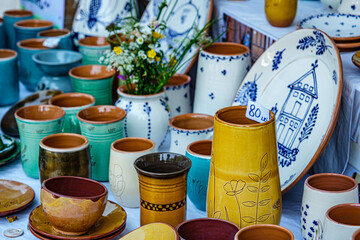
[
  {"xmin": 37, "ymin": 29, "xmax": 70, "ymax": 37},
  {"xmin": 15, "ymin": 19, "xmax": 53, "ymax": 29},
  {"xmin": 235, "ymin": 224, "xmax": 294, "ymax": 240}
]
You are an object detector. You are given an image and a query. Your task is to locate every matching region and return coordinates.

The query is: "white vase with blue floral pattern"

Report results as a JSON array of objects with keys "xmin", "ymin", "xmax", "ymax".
[
  {"xmin": 337, "ymin": 0, "xmax": 360, "ymax": 14},
  {"xmin": 193, "ymin": 42, "xmax": 251, "ymax": 116}
]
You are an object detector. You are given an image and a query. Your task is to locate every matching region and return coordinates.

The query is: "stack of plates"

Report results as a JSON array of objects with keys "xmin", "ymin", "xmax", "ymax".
[{"xmin": 298, "ymin": 13, "xmax": 360, "ymax": 52}]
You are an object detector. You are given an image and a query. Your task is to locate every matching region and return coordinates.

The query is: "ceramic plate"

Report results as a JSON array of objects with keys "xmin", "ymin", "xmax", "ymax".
[
  {"xmin": 141, "ymin": 0, "xmax": 213, "ymax": 73},
  {"xmin": 352, "ymin": 51, "xmax": 360, "ymax": 69},
  {"xmin": 232, "ymin": 29, "xmax": 342, "ymax": 192},
  {"xmin": 0, "ymin": 134, "xmax": 15, "ymax": 158},
  {"xmin": 29, "ymin": 201, "xmax": 127, "ymax": 240},
  {"xmin": 0, "ymin": 180, "xmax": 35, "ymax": 216},
  {"xmin": 297, "ymin": 13, "xmax": 360, "ymax": 42},
  {"xmin": 336, "ymin": 41, "xmax": 360, "ymax": 52},
  {"xmin": 120, "ymin": 223, "xmax": 179, "ymax": 240},
  {"xmin": 0, "ymin": 139, "xmax": 21, "ymax": 167},
  {"xmin": 1, "ymin": 90, "xmax": 63, "ymax": 137}
]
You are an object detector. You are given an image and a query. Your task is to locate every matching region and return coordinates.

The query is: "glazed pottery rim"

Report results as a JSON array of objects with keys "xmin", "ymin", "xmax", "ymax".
[
  {"xmin": 326, "ymin": 203, "xmax": 360, "ymax": 226},
  {"xmin": 14, "ymin": 19, "xmax": 53, "ymax": 29},
  {"xmin": 37, "ymin": 29, "xmax": 70, "ymax": 38},
  {"xmin": 117, "ymin": 84, "xmax": 166, "ymax": 98},
  {"xmin": 165, "ymin": 73, "xmax": 191, "ymax": 87},
  {"xmin": 78, "ymin": 37, "xmax": 110, "ymax": 47},
  {"xmin": 305, "ymin": 173, "xmax": 358, "ymax": 193},
  {"xmin": 3, "ymin": 9, "xmax": 33, "ymax": 17},
  {"xmin": 186, "ymin": 139, "xmax": 212, "ymax": 158},
  {"xmin": 69, "ymin": 65, "xmax": 115, "ymax": 80},
  {"xmin": 32, "ymin": 50, "xmax": 83, "ymax": 66},
  {"xmin": 234, "ymin": 224, "xmax": 294, "ymax": 239},
  {"xmin": 353, "ymin": 228, "xmax": 360, "ymax": 239},
  {"xmin": 134, "ymin": 152, "xmax": 192, "ymax": 179},
  {"xmin": 40, "ymin": 133, "xmax": 89, "ymax": 152},
  {"xmin": 111, "ymin": 137, "xmax": 156, "ymax": 153},
  {"xmin": 77, "ymin": 105, "xmax": 126, "ymax": 125},
  {"xmin": 202, "ymin": 42, "xmax": 250, "ymax": 56},
  {"xmin": 0, "ymin": 49, "xmax": 17, "ymax": 61},
  {"xmin": 122, "ymin": 222, "xmax": 178, "ymax": 238},
  {"xmin": 49, "ymin": 93, "xmax": 95, "ymax": 109},
  {"xmin": 17, "ymin": 38, "xmax": 58, "ymax": 50},
  {"xmin": 175, "ymin": 217, "xmax": 240, "ymax": 235},
  {"xmin": 215, "ymin": 106, "xmax": 275, "ymax": 128},
  {"xmin": 42, "ymin": 176, "xmax": 108, "ymax": 200},
  {"xmin": 169, "ymin": 113, "xmax": 214, "ymax": 131},
  {"xmin": 15, "ymin": 104, "xmax": 65, "ymax": 122}
]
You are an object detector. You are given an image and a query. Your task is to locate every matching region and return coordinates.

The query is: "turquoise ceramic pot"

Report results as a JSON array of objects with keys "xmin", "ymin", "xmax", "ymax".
[
  {"xmin": 0, "ymin": 18, "xmax": 5, "ymax": 48},
  {"xmin": 17, "ymin": 38, "xmax": 58, "ymax": 91},
  {"xmin": 186, "ymin": 140, "xmax": 212, "ymax": 211},
  {"xmin": 77, "ymin": 105, "xmax": 126, "ymax": 181},
  {"xmin": 70, "ymin": 65, "xmax": 115, "ymax": 105},
  {"xmin": 14, "ymin": 19, "xmax": 53, "ymax": 44},
  {"xmin": 37, "ymin": 29, "xmax": 74, "ymax": 50},
  {"xmin": 3, "ymin": 9, "xmax": 33, "ymax": 49},
  {"xmin": 32, "ymin": 50, "xmax": 82, "ymax": 92},
  {"xmin": 15, "ymin": 105, "xmax": 65, "ymax": 178},
  {"xmin": 0, "ymin": 49, "xmax": 19, "ymax": 106},
  {"xmin": 78, "ymin": 37, "xmax": 110, "ymax": 65}
]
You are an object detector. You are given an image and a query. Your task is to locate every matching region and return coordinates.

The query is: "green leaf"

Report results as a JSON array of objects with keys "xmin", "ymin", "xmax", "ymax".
[
  {"xmin": 247, "ymin": 186, "xmax": 258, "ymax": 193},
  {"xmin": 242, "ymin": 216, "xmax": 255, "ymax": 223},
  {"xmin": 242, "ymin": 201, "xmax": 256, "ymax": 207},
  {"xmin": 261, "ymin": 185, "xmax": 271, "ymax": 192},
  {"xmin": 261, "ymin": 171, "xmax": 271, "ymax": 183},
  {"xmin": 259, "ymin": 199, "xmax": 270, "ymax": 206},
  {"xmin": 248, "ymin": 173, "xmax": 260, "ymax": 182},
  {"xmin": 257, "ymin": 214, "xmax": 270, "ymax": 223},
  {"xmin": 260, "ymin": 153, "xmax": 268, "ymax": 172}
]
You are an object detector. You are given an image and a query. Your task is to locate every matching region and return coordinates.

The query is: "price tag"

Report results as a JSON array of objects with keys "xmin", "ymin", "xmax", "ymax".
[
  {"xmin": 42, "ymin": 38, "xmax": 60, "ymax": 48},
  {"xmin": 246, "ymin": 101, "xmax": 270, "ymax": 123}
]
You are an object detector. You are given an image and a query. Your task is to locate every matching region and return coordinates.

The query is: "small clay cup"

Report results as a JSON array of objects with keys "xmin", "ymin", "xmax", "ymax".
[
  {"xmin": 353, "ymin": 228, "xmax": 360, "ymax": 240},
  {"xmin": 37, "ymin": 29, "xmax": 73, "ymax": 50},
  {"xmin": 78, "ymin": 37, "xmax": 110, "ymax": 65},
  {"xmin": 169, "ymin": 113, "xmax": 214, "ymax": 155},
  {"xmin": 165, "ymin": 74, "xmax": 192, "ymax": 118},
  {"xmin": 69, "ymin": 65, "xmax": 115, "ymax": 105},
  {"xmin": 234, "ymin": 224, "xmax": 294, "ymax": 240},
  {"xmin": 176, "ymin": 218, "xmax": 240, "ymax": 240},
  {"xmin": 41, "ymin": 176, "xmax": 108, "ymax": 235},
  {"xmin": 14, "ymin": 19, "xmax": 53, "ymax": 43},
  {"xmin": 39, "ymin": 133, "xmax": 91, "ymax": 183}
]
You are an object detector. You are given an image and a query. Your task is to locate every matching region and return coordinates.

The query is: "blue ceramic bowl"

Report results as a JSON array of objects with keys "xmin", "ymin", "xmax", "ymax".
[{"xmin": 32, "ymin": 50, "xmax": 82, "ymax": 76}]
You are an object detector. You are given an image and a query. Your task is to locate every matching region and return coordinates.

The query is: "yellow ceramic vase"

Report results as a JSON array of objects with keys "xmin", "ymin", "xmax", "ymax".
[
  {"xmin": 207, "ymin": 106, "xmax": 281, "ymax": 228},
  {"xmin": 265, "ymin": 0, "xmax": 297, "ymax": 27}
]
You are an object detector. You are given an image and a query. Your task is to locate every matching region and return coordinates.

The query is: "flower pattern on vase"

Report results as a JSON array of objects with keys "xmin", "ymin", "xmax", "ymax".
[
  {"xmin": 109, "ymin": 164, "xmax": 125, "ymax": 202},
  {"xmin": 143, "ymin": 102, "xmax": 152, "ymax": 139},
  {"xmin": 301, "ymin": 204, "xmax": 323, "ymax": 240}
]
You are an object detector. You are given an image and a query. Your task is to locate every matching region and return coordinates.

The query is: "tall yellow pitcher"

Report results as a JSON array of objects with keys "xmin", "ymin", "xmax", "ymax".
[{"xmin": 207, "ymin": 106, "xmax": 281, "ymax": 228}]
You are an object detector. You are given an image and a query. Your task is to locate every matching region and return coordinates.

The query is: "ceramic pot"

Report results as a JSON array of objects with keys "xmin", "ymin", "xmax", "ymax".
[
  {"xmin": 193, "ymin": 42, "xmax": 251, "ymax": 116},
  {"xmin": 323, "ymin": 203, "xmax": 360, "ymax": 240},
  {"xmin": 109, "ymin": 137, "xmax": 156, "ymax": 208},
  {"xmin": 176, "ymin": 218, "xmax": 240, "ymax": 240},
  {"xmin": 0, "ymin": 49, "xmax": 19, "ymax": 106},
  {"xmin": 17, "ymin": 38, "xmax": 58, "ymax": 91},
  {"xmin": 337, "ymin": 0, "xmax": 360, "ymax": 14},
  {"xmin": 14, "ymin": 19, "xmax": 53, "ymax": 44},
  {"xmin": 49, "ymin": 93, "xmax": 95, "ymax": 133},
  {"xmin": 77, "ymin": 105, "xmax": 126, "ymax": 181},
  {"xmin": 71, "ymin": 0, "xmax": 137, "ymax": 45},
  {"xmin": 300, "ymin": 173, "xmax": 358, "ymax": 240},
  {"xmin": 3, "ymin": 9, "xmax": 33, "ymax": 50},
  {"xmin": 115, "ymin": 85, "xmax": 170, "ymax": 149},
  {"xmin": 41, "ymin": 176, "xmax": 108, "ymax": 235},
  {"xmin": 33, "ymin": 50, "xmax": 83, "ymax": 93},
  {"xmin": 265, "ymin": 0, "xmax": 297, "ymax": 27},
  {"xmin": 120, "ymin": 223, "xmax": 179, "ymax": 240},
  {"xmin": 39, "ymin": 133, "xmax": 91, "ymax": 183},
  {"xmin": 353, "ymin": 228, "xmax": 360, "ymax": 240},
  {"xmin": 15, "ymin": 105, "xmax": 65, "ymax": 178},
  {"xmin": 78, "ymin": 36, "xmax": 110, "ymax": 65},
  {"xmin": 186, "ymin": 140, "xmax": 212, "ymax": 211},
  {"xmin": 37, "ymin": 29, "xmax": 74, "ymax": 50},
  {"xmin": 207, "ymin": 106, "xmax": 281, "ymax": 228},
  {"xmin": 134, "ymin": 152, "xmax": 191, "ymax": 227},
  {"xmin": 320, "ymin": 0, "xmax": 341, "ymax": 12},
  {"xmin": 0, "ymin": 18, "xmax": 5, "ymax": 48},
  {"xmin": 165, "ymin": 74, "xmax": 192, "ymax": 118},
  {"xmin": 70, "ymin": 65, "xmax": 115, "ymax": 105},
  {"xmin": 169, "ymin": 113, "xmax": 214, "ymax": 155},
  {"xmin": 234, "ymin": 224, "xmax": 294, "ymax": 240}
]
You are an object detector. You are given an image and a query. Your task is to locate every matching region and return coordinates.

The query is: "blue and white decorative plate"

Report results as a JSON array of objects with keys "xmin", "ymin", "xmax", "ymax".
[
  {"xmin": 141, "ymin": 0, "xmax": 213, "ymax": 73},
  {"xmin": 232, "ymin": 29, "xmax": 342, "ymax": 192},
  {"xmin": 297, "ymin": 13, "xmax": 360, "ymax": 42}
]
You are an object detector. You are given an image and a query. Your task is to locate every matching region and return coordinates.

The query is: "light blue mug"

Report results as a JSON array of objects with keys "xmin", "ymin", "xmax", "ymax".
[{"xmin": 186, "ymin": 139, "xmax": 212, "ymax": 211}]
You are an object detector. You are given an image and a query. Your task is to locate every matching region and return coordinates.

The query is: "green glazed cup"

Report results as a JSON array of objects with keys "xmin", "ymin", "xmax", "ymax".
[
  {"xmin": 15, "ymin": 105, "xmax": 65, "ymax": 178},
  {"xmin": 77, "ymin": 105, "xmax": 126, "ymax": 181},
  {"xmin": 14, "ymin": 19, "xmax": 53, "ymax": 44},
  {"xmin": 49, "ymin": 93, "xmax": 95, "ymax": 134},
  {"xmin": 78, "ymin": 37, "xmax": 110, "ymax": 65},
  {"xmin": 69, "ymin": 65, "xmax": 115, "ymax": 105}
]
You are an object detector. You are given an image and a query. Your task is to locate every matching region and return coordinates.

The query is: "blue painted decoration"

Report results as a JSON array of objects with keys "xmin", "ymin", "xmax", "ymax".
[{"xmin": 272, "ymin": 49, "xmax": 286, "ymax": 71}]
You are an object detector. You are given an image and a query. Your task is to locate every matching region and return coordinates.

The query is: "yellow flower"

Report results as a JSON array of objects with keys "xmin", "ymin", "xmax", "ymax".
[
  {"xmin": 114, "ymin": 46, "xmax": 122, "ymax": 55},
  {"xmin": 152, "ymin": 31, "xmax": 163, "ymax": 39},
  {"xmin": 155, "ymin": 56, "xmax": 161, "ymax": 62},
  {"xmin": 147, "ymin": 49, "xmax": 156, "ymax": 59}
]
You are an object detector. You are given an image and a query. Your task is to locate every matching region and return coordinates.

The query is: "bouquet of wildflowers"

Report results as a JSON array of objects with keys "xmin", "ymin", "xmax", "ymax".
[{"xmin": 100, "ymin": 1, "xmax": 216, "ymax": 95}]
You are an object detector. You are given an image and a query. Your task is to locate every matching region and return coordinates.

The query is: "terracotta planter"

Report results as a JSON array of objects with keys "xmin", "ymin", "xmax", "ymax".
[
  {"xmin": 207, "ymin": 106, "xmax": 281, "ymax": 228},
  {"xmin": 265, "ymin": 0, "xmax": 297, "ymax": 27},
  {"xmin": 235, "ymin": 224, "xmax": 294, "ymax": 240}
]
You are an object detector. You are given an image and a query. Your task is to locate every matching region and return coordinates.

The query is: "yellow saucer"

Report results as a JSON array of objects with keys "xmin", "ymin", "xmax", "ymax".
[{"xmin": 119, "ymin": 223, "xmax": 179, "ymax": 240}]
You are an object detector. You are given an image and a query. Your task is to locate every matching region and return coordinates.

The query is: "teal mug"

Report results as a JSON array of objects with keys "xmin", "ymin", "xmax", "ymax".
[
  {"xmin": 0, "ymin": 49, "xmax": 19, "ymax": 106},
  {"xmin": 77, "ymin": 105, "xmax": 126, "ymax": 181},
  {"xmin": 0, "ymin": 18, "xmax": 5, "ymax": 48},
  {"xmin": 37, "ymin": 29, "xmax": 73, "ymax": 50},
  {"xmin": 15, "ymin": 105, "xmax": 65, "ymax": 178},
  {"xmin": 14, "ymin": 19, "xmax": 53, "ymax": 44},
  {"xmin": 186, "ymin": 139, "xmax": 212, "ymax": 211},
  {"xmin": 78, "ymin": 36, "xmax": 110, "ymax": 65}
]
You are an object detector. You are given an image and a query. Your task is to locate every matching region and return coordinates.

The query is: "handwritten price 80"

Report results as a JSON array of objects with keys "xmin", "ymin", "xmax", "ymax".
[{"xmin": 248, "ymin": 104, "xmax": 269, "ymax": 122}]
